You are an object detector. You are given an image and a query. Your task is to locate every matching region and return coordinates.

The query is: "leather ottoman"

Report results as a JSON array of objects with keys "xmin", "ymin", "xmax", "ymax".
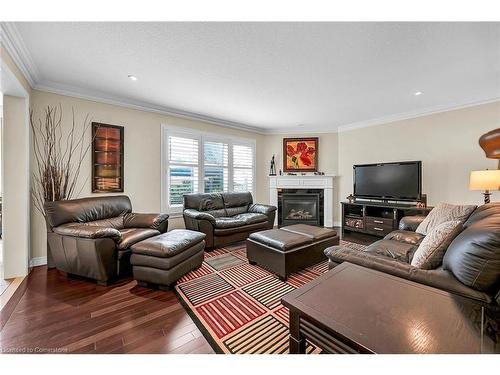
[
  {"xmin": 246, "ymin": 224, "xmax": 339, "ymax": 280},
  {"xmin": 130, "ymin": 229, "xmax": 206, "ymax": 289}
]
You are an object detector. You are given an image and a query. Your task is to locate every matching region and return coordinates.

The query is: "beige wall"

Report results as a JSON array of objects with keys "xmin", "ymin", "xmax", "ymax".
[
  {"xmin": 338, "ymin": 101, "xmax": 500, "ymax": 221},
  {"xmin": 30, "ymin": 90, "xmax": 266, "ymax": 260}
]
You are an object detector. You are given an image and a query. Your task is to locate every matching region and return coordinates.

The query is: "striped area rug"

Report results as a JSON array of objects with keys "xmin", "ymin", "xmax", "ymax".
[{"xmin": 175, "ymin": 240, "xmax": 366, "ymax": 354}]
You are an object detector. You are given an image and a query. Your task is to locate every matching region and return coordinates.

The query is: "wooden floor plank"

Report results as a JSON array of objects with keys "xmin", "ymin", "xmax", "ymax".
[{"xmin": 0, "ymin": 266, "xmax": 215, "ymax": 354}]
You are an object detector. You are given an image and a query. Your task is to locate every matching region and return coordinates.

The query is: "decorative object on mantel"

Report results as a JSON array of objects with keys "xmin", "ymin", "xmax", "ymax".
[
  {"xmin": 92, "ymin": 122, "xmax": 124, "ymax": 193},
  {"xmin": 314, "ymin": 171, "xmax": 325, "ymax": 175},
  {"xmin": 30, "ymin": 105, "xmax": 94, "ymax": 267},
  {"xmin": 346, "ymin": 194, "xmax": 356, "ymax": 203},
  {"xmin": 269, "ymin": 154, "xmax": 277, "ymax": 176},
  {"xmin": 469, "ymin": 170, "xmax": 500, "ymax": 204},
  {"xmin": 283, "ymin": 137, "xmax": 318, "ymax": 172},
  {"xmin": 279, "ymin": 169, "xmax": 282, "ymax": 176},
  {"xmin": 479, "ymin": 127, "xmax": 500, "ymax": 168}
]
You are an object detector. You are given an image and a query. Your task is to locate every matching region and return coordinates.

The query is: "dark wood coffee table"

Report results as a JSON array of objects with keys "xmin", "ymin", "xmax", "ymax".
[{"xmin": 282, "ymin": 262, "xmax": 500, "ymax": 354}]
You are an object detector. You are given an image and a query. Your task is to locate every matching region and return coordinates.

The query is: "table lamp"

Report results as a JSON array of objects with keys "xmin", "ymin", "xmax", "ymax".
[{"xmin": 469, "ymin": 170, "xmax": 500, "ymax": 204}]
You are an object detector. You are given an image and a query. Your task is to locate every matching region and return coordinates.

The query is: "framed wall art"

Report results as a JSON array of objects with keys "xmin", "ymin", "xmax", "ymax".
[{"xmin": 283, "ymin": 137, "xmax": 318, "ymax": 172}]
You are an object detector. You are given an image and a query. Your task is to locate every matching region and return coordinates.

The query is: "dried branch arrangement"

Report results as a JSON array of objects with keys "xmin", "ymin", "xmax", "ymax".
[{"xmin": 31, "ymin": 105, "xmax": 94, "ymax": 217}]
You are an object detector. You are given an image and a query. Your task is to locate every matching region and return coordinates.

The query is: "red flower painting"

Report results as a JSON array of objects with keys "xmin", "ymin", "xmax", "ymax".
[{"xmin": 283, "ymin": 138, "xmax": 318, "ymax": 172}]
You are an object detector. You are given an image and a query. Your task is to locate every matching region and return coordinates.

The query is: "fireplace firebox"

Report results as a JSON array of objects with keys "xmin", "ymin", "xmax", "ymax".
[{"xmin": 278, "ymin": 189, "xmax": 324, "ymax": 227}]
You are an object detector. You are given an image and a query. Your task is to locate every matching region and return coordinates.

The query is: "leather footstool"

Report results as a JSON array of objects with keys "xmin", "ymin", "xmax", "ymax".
[
  {"xmin": 130, "ymin": 229, "xmax": 206, "ymax": 289},
  {"xmin": 246, "ymin": 224, "xmax": 339, "ymax": 280}
]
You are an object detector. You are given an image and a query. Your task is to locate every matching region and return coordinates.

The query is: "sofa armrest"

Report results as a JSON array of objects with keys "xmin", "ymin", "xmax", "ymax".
[
  {"xmin": 183, "ymin": 209, "xmax": 216, "ymax": 225},
  {"xmin": 324, "ymin": 247, "xmax": 492, "ymax": 304},
  {"xmin": 399, "ymin": 215, "xmax": 426, "ymax": 231},
  {"xmin": 53, "ymin": 224, "xmax": 122, "ymax": 241},
  {"xmin": 124, "ymin": 213, "xmax": 169, "ymax": 232},
  {"xmin": 248, "ymin": 203, "xmax": 277, "ymax": 215}
]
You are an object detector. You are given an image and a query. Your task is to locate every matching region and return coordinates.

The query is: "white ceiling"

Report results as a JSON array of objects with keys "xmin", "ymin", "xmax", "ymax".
[{"xmin": 10, "ymin": 22, "xmax": 500, "ymax": 133}]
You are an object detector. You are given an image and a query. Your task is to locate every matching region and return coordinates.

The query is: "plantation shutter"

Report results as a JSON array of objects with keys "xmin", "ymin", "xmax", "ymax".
[
  {"xmin": 167, "ymin": 135, "xmax": 199, "ymax": 206},
  {"xmin": 203, "ymin": 140, "xmax": 229, "ymax": 193},
  {"xmin": 232, "ymin": 143, "xmax": 254, "ymax": 193}
]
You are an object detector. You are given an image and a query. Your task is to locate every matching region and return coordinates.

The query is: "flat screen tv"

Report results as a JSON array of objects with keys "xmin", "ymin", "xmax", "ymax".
[{"xmin": 353, "ymin": 161, "xmax": 422, "ymax": 201}]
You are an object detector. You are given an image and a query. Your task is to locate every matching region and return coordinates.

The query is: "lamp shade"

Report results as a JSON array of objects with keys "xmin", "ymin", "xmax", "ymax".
[{"xmin": 469, "ymin": 170, "xmax": 500, "ymax": 191}]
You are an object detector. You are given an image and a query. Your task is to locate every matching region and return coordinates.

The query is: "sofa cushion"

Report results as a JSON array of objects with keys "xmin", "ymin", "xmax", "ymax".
[
  {"xmin": 411, "ymin": 221, "xmax": 463, "ymax": 269},
  {"xmin": 249, "ymin": 229, "xmax": 312, "ymax": 251},
  {"xmin": 83, "ymin": 216, "xmax": 125, "ymax": 229},
  {"xmin": 383, "ymin": 230, "xmax": 425, "ymax": 245},
  {"xmin": 213, "ymin": 221, "xmax": 269, "ymax": 236},
  {"xmin": 131, "ymin": 229, "xmax": 206, "ymax": 258},
  {"xmin": 222, "ymin": 192, "xmax": 253, "ymax": 208},
  {"xmin": 443, "ymin": 212, "xmax": 500, "ymax": 292},
  {"xmin": 183, "ymin": 193, "xmax": 226, "ymax": 215},
  {"xmin": 365, "ymin": 239, "xmax": 418, "ymax": 263},
  {"xmin": 214, "ymin": 217, "xmax": 247, "ymax": 229},
  {"xmin": 53, "ymin": 223, "xmax": 122, "ymax": 240},
  {"xmin": 233, "ymin": 212, "xmax": 268, "ymax": 225},
  {"xmin": 463, "ymin": 202, "xmax": 500, "ymax": 228},
  {"xmin": 117, "ymin": 228, "xmax": 160, "ymax": 250},
  {"xmin": 415, "ymin": 202, "xmax": 476, "ymax": 235}
]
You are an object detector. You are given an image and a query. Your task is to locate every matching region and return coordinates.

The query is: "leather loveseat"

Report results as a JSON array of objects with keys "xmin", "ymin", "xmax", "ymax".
[
  {"xmin": 326, "ymin": 203, "xmax": 500, "ymax": 305},
  {"xmin": 183, "ymin": 192, "xmax": 276, "ymax": 249},
  {"xmin": 45, "ymin": 195, "xmax": 169, "ymax": 285}
]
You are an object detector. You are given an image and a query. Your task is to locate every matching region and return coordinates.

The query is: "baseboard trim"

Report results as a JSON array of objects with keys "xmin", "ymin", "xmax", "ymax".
[{"xmin": 29, "ymin": 256, "xmax": 47, "ymax": 267}]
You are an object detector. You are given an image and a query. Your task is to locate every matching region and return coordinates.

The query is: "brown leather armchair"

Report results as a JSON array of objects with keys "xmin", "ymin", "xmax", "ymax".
[
  {"xmin": 326, "ymin": 203, "xmax": 500, "ymax": 305},
  {"xmin": 183, "ymin": 192, "xmax": 276, "ymax": 249},
  {"xmin": 45, "ymin": 195, "xmax": 169, "ymax": 285}
]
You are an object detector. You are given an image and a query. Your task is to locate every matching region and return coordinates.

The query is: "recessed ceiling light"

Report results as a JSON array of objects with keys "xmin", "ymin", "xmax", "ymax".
[
  {"xmin": 414, "ymin": 91, "xmax": 422, "ymax": 96},
  {"xmin": 297, "ymin": 124, "xmax": 305, "ymax": 127},
  {"xmin": 128, "ymin": 75, "xmax": 138, "ymax": 81}
]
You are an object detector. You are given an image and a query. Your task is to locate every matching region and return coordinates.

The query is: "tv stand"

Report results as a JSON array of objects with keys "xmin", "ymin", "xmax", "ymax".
[{"xmin": 341, "ymin": 201, "xmax": 432, "ymax": 238}]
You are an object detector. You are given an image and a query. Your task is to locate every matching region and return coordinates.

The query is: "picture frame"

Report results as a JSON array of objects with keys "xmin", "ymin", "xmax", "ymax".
[{"xmin": 283, "ymin": 137, "xmax": 319, "ymax": 172}]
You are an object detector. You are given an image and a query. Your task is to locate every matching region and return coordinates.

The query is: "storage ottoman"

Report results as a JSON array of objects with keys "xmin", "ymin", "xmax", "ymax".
[
  {"xmin": 130, "ymin": 229, "xmax": 206, "ymax": 289},
  {"xmin": 246, "ymin": 224, "xmax": 339, "ymax": 280}
]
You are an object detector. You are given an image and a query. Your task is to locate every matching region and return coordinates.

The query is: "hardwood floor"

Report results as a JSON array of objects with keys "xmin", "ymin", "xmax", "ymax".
[{"xmin": 0, "ymin": 266, "xmax": 215, "ymax": 354}]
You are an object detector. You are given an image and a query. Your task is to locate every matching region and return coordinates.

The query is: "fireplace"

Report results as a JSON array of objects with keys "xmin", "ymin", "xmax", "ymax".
[{"xmin": 278, "ymin": 189, "xmax": 324, "ymax": 227}]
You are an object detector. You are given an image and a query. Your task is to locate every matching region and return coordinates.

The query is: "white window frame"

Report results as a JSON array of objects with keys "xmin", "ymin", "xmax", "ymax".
[{"xmin": 161, "ymin": 124, "xmax": 256, "ymax": 216}]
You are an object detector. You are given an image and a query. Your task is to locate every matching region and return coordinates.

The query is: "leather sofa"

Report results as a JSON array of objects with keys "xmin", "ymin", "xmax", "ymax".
[
  {"xmin": 183, "ymin": 192, "xmax": 276, "ymax": 249},
  {"xmin": 45, "ymin": 195, "xmax": 169, "ymax": 285},
  {"xmin": 326, "ymin": 202, "xmax": 500, "ymax": 305}
]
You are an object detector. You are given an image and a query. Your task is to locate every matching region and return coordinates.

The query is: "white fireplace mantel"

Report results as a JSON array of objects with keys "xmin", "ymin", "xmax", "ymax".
[{"xmin": 269, "ymin": 175, "xmax": 335, "ymax": 227}]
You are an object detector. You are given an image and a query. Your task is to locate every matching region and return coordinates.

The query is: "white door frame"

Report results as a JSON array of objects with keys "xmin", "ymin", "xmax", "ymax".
[{"xmin": 0, "ymin": 59, "xmax": 31, "ymax": 278}]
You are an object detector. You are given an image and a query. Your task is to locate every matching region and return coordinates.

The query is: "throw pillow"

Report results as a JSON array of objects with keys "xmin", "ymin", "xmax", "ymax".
[
  {"xmin": 415, "ymin": 202, "xmax": 476, "ymax": 235},
  {"xmin": 411, "ymin": 220, "xmax": 463, "ymax": 269}
]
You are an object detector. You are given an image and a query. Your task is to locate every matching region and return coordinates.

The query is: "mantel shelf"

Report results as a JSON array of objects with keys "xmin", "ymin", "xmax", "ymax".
[{"xmin": 268, "ymin": 174, "xmax": 336, "ymax": 178}]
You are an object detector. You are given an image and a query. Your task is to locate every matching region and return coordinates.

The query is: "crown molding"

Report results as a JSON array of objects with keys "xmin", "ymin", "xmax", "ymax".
[
  {"xmin": 34, "ymin": 80, "xmax": 267, "ymax": 134},
  {"xmin": 336, "ymin": 97, "xmax": 500, "ymax": 133},
  {"xmin": 0, "ymin": 22, "xmax": 40, "ymax": 88}
]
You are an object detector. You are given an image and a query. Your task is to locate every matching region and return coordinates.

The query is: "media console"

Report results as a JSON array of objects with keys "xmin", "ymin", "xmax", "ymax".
[{"xmin": 341, "ymin": 201, "xmax": 432, "ymax": 238}]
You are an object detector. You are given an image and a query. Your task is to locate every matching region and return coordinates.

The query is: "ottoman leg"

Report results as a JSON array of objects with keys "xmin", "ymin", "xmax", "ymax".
[
  {"xmin": 249, "ymin": 260, "xmax": 257, "ymax": 265},
  {"xmin": 136, "ymin": 280, "xmax": 149, "ymax": 288}
]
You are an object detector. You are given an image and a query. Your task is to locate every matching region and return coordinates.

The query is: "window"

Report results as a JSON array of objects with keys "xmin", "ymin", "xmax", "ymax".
[{"xmin": 162, "ymin": 126, "xmax": 255, "ymax": 214}]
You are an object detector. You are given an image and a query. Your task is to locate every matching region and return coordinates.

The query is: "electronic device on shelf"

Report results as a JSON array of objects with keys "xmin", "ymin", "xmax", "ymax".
[
  {"xmin": 353, "ymin": 161, "xmax": 422, "ymax": 202},
  {"xmin": 343, "ymin": 161, "xmax": 429, "ymax": 238}
]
